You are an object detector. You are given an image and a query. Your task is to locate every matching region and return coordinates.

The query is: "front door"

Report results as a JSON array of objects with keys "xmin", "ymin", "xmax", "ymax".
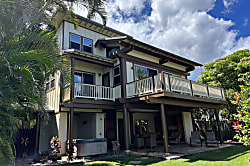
[{"xmin": 104, "ymin": 110, "xmax": 116, "ymax": 148}]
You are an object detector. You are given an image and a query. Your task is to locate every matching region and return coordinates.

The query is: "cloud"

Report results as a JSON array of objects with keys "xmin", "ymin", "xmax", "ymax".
[
  {"xmin": 222, "ymin": 0, "xmax": 239, "ymax": 9},
  {"xmin": 243, "ymin": 17, "xmax": 248, "ymax": 26}
]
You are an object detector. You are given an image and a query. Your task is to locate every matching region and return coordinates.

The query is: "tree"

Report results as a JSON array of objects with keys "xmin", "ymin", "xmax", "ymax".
[
  {"xmin": 0, "ymin": 0, "xmax": 107, "ymax": 163},
  {"xmin": 0, "ymin": 0, "xmax": 65, "ymax": 164},
  {"xmin": 197, "ymin": 49, "xmax": 250, "ymax": 119},
  {"xmin": 197, "ymin": 49, "xmax": 250, "ymax": 142}
]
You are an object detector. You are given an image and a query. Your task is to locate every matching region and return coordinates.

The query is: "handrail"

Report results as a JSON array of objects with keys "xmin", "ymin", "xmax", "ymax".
[
  {"xmin": 125, "ymin": 73, "xmax": 225, "ymax": 100},
  {"xmin": 74, "ymin": 83, "xmax": 115, "ymax": 101}
]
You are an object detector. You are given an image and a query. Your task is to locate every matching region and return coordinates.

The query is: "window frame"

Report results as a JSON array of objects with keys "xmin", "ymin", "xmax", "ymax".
[
  {"xmin": 82, "ymin": 37, "xmax": 93, "ymax": 53},
  {"xmin": 69, "ymin": 33, "xmax": 81, "ymax": 50},
  {"xmin": 74, "ymin": 70, "xmax": 96, "ymax": 85},
  {"xmin": 46, "ymin": 74, "xmax": 56, "ymax": 92},
  {"xmin": 113, "ymin": 65, "xmax": 121, "ymax": 86},
  {"xmin": 106, "ymin": 47, "xmax": 120, "ymax": 58},
  {"xmin": 134, "ymin": 64, "xmax": 158, "ymax": 80},
  {"xmin": 69, "ymin": 33, "xmax": 93, "ymax": 54}
]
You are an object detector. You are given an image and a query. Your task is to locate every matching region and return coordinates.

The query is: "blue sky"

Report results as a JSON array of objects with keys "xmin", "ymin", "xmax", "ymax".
[
  {"xmin": 75, "ymin": 0, "xmax": 250, "ymax": 80},
  {"xmin": 209, "ymin": 0, "xmax": 250, "ymax": 40}
]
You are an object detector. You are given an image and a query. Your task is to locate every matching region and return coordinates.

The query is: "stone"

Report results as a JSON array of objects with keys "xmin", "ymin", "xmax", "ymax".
[{"xmin": 128, "ymin": 161, "xmax": 142, "ymax": 165}]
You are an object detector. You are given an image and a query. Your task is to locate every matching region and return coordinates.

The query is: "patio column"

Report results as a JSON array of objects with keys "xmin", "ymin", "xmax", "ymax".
[
  {"xmin": 215, "ymin": 109, "xmax": 223, "ymax": 144},
  {"xmin": 160, "ymin": 104, "xmax": 169, "ymax": 153},
  {"xmin": 34, "ymin": 111, "xmax": 41, "ymax": 160},
  {"xmin": 68, "ymin": 108, "xmax": 74, "ymax": 160},
  {"xmin": 123, "ymin": 104, "xmax": 130, "ymax": 152}
]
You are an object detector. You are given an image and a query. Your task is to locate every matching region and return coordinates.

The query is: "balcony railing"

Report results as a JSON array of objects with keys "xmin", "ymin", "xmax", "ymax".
[
  {"xmin": 126, "ymin": 73, "xmax": 225, "ymax": 100},
  {"xmin": 74, "ymin": 83, "xmax": 116, "ymax": 101}
]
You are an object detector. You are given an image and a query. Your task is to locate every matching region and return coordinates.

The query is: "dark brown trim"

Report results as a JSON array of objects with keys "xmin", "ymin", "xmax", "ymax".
[
  {"xmin": 62, "ymin": 21, "xmax": 65, "ymax": 50},
  {"xmin": 70, "ymin": 58, "xmax": 75, "ymax": 101},
  {"xmin": 117, "ymin": 52, "xmax": 188, "ymax": 76},
  {"xmin": 73, "ymin": 98, "xmax": 119, "ymax": 105},
  {"xmin": 119, "ymin": 57, "xmax": 127, "ymax": 99},
  {"xmin": 147, "ymin": 97, "xmax": 224, "ymax": 109},
  {"xmin": 123, "ymin": 104, "xmax": 130, "ymax": 151},
  {"xmin": 63, "ymin": 102, "xmax": 120, "ymax": 109},
  {"xmin": 160, "ymin": 104, "xmax": 169, "ymax": 153},
  {"xmin": 66, "ymin": 52, "xmax": 114, "ymax": 67},
  {"xmin": 122, "ymin": 40, "xmax": 202, "ymax": 67},
  {"xmin": 126, "ymin": 103, "xmax": 160, "ymax": 110},
  {"xmin": 159, "ymin": 57, "xmax": 168, "ymax": 65}
]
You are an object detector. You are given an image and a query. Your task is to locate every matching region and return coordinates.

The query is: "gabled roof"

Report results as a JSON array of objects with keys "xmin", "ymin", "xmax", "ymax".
[{"xmin": 55, "ymin": 11, "xmax": 203, "ymax": 67}]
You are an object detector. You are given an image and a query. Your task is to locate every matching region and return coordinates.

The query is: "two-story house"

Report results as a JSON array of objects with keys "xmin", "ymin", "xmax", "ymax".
[{"xmin": 38, "ymin": 11, "xmax": 226, "ymax": 156}]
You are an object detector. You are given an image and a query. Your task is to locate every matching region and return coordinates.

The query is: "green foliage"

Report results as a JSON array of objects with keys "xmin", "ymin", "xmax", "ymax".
[
  {"xmin": 232, "ymin": 75, "xmax": 250, "ymax": 145},
  {"xmin": 197, "ymin": 49, "xmax": 250, "ymax": 119},
  {"xmin": 0, "ymin": 0, "xmax": 67, "ymax": 164}
]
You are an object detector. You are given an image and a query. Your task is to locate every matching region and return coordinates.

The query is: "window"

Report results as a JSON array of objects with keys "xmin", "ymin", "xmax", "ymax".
[
  {"xmin": 134, "ymin": 64, "xmax": 157, "ymax": 80},
  {"xmin": 113, "ymin": 66, "xmax": 120, "ymax": 86},
  {"xmin": 74, "ymin": 72, "xmax": 95, "ymax": 96},
  {"xmin": 135, "ymin": 120, "xmax": 149, "ymax": 135},
  {"xmin": 46, "ymin": 74, "xmax": 55, "ymax": 92},
  {"xmin": 106, "ymin": 47, "xmax": 120, "ymax": 58},
  {"xmin": 83, "ymin": 38, "xmax": 93, "ymax": 53},
  {"xmin": 70, "ymin": 34, "xmax": 81, "ymax": 50},
  {"xmin": 74, "ymin": 72, "xmax": 95, "ymax": 85}
]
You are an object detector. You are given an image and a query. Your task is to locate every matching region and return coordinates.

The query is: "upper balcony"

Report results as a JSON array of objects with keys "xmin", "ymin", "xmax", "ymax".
[{"xmin": 126, "ymin": 73, "xmax": 225, "ymax": 102}]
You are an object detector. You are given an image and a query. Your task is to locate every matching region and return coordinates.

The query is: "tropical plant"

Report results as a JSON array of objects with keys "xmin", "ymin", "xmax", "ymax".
[
  {"xmin": 231, "ymin": 74, "xmax": 250, "ymax": 145},
  {"xmin": 197, "ymin": 50, "xmax": 250, "ymax": 119},
  {"xmin": 196, "ymin": 49, "xmax": 250, "ymax": 142},
  {"xmin": 0, "ymin": 0, "xmax": 66, "ymax": 164}
]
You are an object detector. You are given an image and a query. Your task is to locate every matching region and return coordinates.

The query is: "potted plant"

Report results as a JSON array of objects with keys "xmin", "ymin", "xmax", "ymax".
[{"xmin": 49, "ymin": 136, "xmax": 61, "ymax": 162}]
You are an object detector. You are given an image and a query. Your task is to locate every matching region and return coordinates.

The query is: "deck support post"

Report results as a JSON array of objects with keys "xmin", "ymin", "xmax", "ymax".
[
  {"xmin": 160, "ymin": 103, "xmax": 169, "ymax": 153},
  {"xmin": 215, "ymin": 109, "xmax": 223, "ymax": 144},
  {"xmin": 123, "ymin": 104, "xmax": 130, "ymax": 152},
  {"xmin": 34, "ymin": 111, "xmax": 41, "ymax": 160},
  {"xmin": 68, "ymin": 108, "xmax": 74, "ymax": 160}
]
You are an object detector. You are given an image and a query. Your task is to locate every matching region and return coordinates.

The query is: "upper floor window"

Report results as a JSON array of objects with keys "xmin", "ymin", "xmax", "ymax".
[
  {"xmin": 106, "ymin": 47, "xmax": 119, "ymax": 58},
  {"xmin": 70, "ymin": 34, "xmax": 81, "ymax": 50},
  {"xmin": 83, "ymin": 38, "xmax": 93, "ymax": 53},
  {"xmin": 74, "ymin": 72, "xmax": 95, "ymax": 85},
  {"xmin": 69, "ymin": 33, "xmax": 93, "ymax": 53},
  {"xmin": 134, "ymin": 65, "xmax": 157, "ymax": 80}
]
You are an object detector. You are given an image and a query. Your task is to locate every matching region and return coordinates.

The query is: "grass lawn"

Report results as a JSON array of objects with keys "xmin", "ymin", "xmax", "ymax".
[{"xmin": 64, "ymin": 145, "xmax": 250, "ymax": 166}]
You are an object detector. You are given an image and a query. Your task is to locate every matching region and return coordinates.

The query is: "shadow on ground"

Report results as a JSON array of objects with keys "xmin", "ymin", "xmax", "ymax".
[{"xmin": 185, "ymin": 145, "xmax": 250, "ymax": 162}]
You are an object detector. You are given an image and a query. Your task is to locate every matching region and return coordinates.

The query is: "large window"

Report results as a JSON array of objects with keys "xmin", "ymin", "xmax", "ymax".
[
  {"xmin": 83, "ymin": 38, "xmax": 93, "ymax": 53},
  {"xmin": 113, "ymin": 66, "xmax": 120, "ymax": 86},
  {"xmin": 74, "ymin": 72, "xmax": 95, "ymax": 96},
  {"xmin": 134, "ymin": 65, "xmax": 158, "ymax": 80},
  {"xmin": 74, "ymin": 72, "xmax": 95, "ymax": 85},
  {"xmin": 70, "ymin": 34, "xmax": 81, "ymax": 50}
]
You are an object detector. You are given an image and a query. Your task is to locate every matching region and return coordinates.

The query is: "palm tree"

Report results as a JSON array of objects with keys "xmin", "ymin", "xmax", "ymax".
[{"xmin": 0, "ymin": 0, "xmax": 67, "ymax": 164}]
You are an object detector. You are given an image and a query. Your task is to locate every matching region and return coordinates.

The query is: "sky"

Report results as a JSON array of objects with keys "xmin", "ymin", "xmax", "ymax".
[{"xmin": 74, "ymin": 0, "xmax": 250, "ymax": 80}]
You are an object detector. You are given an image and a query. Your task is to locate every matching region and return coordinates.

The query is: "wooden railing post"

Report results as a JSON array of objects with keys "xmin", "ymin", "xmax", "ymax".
[
  {"xmin": 206, "ymin": 84, "xmax": 209, "ymax": 97},
  {"xmin": 167, "ymin": 74, "xmax": 172, "ymax": 92},
  {"xmin": 189, "ymin": 80, "xmax": 193, "ymax": 96}
]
